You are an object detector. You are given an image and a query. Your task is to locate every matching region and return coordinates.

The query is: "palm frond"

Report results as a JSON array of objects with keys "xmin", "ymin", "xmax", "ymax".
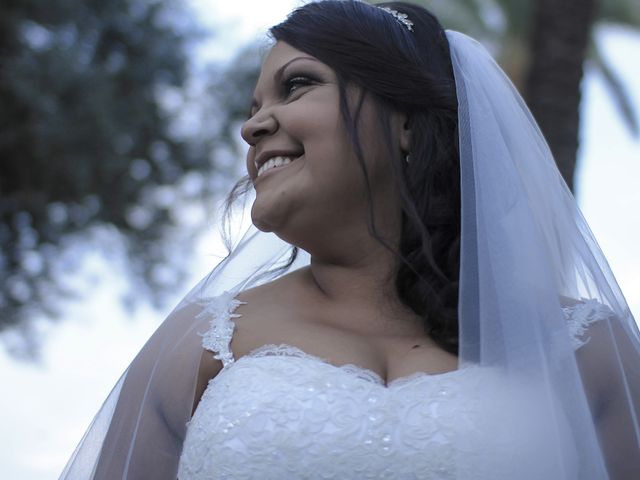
[
  {"xmin": 412, "ymin": 0, "xmax": 493, "ymax": 40},
  {"xmin": 597, "ymin": 0, "xmax": 640, "ymax": 29},
  {"xmin": 589, "ymin": 39, "xmax": 639, "ymax": 137},
  {"xmin": 492, "ymin": 0, "xmax": 532, "ymax": 36}
]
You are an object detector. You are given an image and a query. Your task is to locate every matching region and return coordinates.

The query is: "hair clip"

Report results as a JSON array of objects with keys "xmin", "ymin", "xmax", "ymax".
[{"xmin": 377, "ymin": 6, "xmax": 414, "ymax": 32}]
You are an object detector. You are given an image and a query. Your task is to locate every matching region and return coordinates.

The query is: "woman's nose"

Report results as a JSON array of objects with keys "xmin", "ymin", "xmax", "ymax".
[{"xmin": 241, "ymin": 111, "xmax": 278, "ymax": 145}]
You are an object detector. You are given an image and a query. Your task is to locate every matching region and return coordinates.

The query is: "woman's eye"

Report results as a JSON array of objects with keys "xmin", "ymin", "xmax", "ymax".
[{"xmin": 283, "ymin": 75, "xmax": 314, "ymax": 96}]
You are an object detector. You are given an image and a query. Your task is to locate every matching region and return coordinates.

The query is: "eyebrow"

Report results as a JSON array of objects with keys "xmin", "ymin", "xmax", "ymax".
[{"xmin": 248, "ymin": 56, "xmax": 320, "ymax": 117}]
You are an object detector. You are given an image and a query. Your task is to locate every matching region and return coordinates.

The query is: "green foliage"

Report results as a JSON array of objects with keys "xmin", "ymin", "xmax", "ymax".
[
  {"xmin": 589, "ymin": 39, "xmax": 639, "ymax": 136},
  {"xmin": 0, "ymin": 0, "xmax": 215, "ymax": 344},
  {"xmin": 409, "ymin": 0, "xmax": 639, "ymax": 134},
  {"xmin": 210, "ymin": 42, "xmax": 265, "ymax": 151},
  {"xmin": 598, "ymin": 0, "xmax": 640, "ymax": 28}
]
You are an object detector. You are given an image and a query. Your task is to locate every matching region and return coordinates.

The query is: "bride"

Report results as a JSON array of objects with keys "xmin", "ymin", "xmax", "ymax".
[{"xmin": 60, "ymin": 1, "xmax": 640, "ymax": 479}]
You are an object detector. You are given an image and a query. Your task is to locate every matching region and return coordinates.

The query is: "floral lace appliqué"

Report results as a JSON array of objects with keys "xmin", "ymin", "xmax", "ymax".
[
  {"xmin": 561, "ymin": 298, "xmax": 615, "ymax": 350},
  {"xmin": 249, "ymin": 343, "xmax": 386, "ymax": 385},
  {"xmin": 197, "ymin": 290, "xmax": 246, "ymax": 368}
]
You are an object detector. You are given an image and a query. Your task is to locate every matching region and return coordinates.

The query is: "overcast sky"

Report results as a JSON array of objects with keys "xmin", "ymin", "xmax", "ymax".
[{"xmin": 2, "ymin": 2, "xmax": 639, "ymax": 479}]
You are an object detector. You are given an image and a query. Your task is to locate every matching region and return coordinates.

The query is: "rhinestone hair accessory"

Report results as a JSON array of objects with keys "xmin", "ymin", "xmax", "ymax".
[{"xmin": 377, "ymin": 6, "xmax": 414, "ymax": 32}]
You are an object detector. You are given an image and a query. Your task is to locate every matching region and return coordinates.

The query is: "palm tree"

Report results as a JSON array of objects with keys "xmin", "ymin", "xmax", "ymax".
[
  {"xmin": 410, "ymin": 0, "xmax": 640, "ymax": 192},
  {"xmin": 525, "ymin": 0, "xmax": 597, "ymax": 191}
]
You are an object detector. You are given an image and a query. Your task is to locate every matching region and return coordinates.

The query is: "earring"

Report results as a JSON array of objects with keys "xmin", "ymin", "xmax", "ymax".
[{"xmin": 405, "ymin": 153, "xmax": 411, "ymax": 163}]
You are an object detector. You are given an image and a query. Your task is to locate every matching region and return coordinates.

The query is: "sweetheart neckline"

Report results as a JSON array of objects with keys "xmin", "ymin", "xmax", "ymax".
[
  {"xmin": 232, "ymin": 343, "xmax": 473, "ymax": 389},
  {"xmin": 200, "ymin": 291, "xmax": 474, "ymax": 389},
  {"xmin": 200, "ymin": 290, "xmax": 601, "ymax": 390}
]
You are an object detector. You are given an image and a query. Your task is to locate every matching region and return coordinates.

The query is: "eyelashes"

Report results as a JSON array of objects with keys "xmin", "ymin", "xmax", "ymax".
[
  {"xmin": 246, "ymin": 72, "xmax": 318, "ymax": 119},
  {"xmin": 282, "ymin": 74, "xmax": 316, "ymax": 96}
]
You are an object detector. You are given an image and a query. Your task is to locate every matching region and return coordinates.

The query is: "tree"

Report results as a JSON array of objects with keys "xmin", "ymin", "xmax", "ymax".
[
  {"xmin": 0, "ymin": 0, "xmax": 218, "ymax": 353},
  {"xmin": 416, "ymin": 0, "xmax": 639, "ymax": 192},
  {"xmin": 525, "ymin": 0, "xmax": 597, "ymax": 191}
]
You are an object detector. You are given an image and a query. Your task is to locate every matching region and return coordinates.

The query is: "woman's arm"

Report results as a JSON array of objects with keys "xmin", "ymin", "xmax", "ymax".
[
  {"xmin": 88, "ymin": 302, "xmax": 209, "ymax": 480},
  {"xmin": 576, "ymin": 316, "xmax": 640, "ymax": 479}
]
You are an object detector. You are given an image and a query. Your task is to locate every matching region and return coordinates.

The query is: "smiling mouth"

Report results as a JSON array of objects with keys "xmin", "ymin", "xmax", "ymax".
[{"xmin": 256, "ymin": 155, "xmax": 303, "ymax": 178}]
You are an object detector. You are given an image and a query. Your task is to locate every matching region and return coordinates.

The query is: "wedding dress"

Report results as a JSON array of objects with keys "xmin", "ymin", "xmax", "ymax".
[{"xmin": 177, "ymin": 291, "xmax": 615, "ymax": 480}]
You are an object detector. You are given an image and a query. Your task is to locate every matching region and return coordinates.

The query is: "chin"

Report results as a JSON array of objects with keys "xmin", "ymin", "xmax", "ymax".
[
  {"xmin": 251, "ymin": 214, "xmax": 302, "ymax": 250},
  {"xmin": 250, "ymin": 202, "xmax": 309, "ymax": 248},
  {"xmin": 251, "ymin": 197, "xmax": 295, "ymax": 234},
  {"xmin": 252, "ymin": 220, "xmax": 274, "ymax": 233},
  {"xmin": 250, "ymin": 208, "xmax": 277, "ymax": 233}
]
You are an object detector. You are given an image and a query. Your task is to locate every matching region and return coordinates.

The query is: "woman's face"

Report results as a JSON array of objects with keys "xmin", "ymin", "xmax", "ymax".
[{"xmin": 241, "ymin": 41, "xmax": 402, "ymax": 250}]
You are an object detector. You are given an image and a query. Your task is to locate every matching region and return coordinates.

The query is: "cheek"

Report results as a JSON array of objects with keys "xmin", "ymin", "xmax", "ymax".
[
  {"xmin": 282, "ymin": 87, "xmax": 347, "ymax": 147},
  {"xmin": 289, "ymin": 110, "xmax": 359, "ymax": 177},
  {"xmin": 246, "ymin": 148, "xmax": 257, "ymax": 176}
]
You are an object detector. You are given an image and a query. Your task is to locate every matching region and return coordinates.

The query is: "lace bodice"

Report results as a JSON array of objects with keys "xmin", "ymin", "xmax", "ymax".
[{"xmin": 177, "ymin": 292, "xmax": 611, "ymax": 480}]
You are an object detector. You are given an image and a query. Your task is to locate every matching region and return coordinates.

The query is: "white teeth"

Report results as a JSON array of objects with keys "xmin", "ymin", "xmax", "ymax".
[{"xmin": 257, "ymin": 156, "xmax": 297, "ymax": 177}]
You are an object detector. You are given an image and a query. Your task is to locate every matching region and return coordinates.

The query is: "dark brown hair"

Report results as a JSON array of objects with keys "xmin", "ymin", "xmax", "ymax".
[{"xmin": 229, "ymin": 1, "xmax": 460, "ymax": 354}]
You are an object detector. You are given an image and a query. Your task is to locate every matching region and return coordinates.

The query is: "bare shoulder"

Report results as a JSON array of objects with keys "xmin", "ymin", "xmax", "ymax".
[
  {"xmin": 236, "ymin": 265, "xmax": 314, "ymax": 305},
  {"xmin": 231, "ymin": 266, "xmax": 320, "ymax": 353},
  {"xmin": 192, "ymin": 267, "xmax": 313, "ymax": 412}
]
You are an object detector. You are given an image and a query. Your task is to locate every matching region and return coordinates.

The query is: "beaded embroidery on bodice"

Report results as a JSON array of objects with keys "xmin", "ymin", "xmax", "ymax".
[{"xmin": 177, "ymin": 292, "xmax": 612, "ymax": 480}]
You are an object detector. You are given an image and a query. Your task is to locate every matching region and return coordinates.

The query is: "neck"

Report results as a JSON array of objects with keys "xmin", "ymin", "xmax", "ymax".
[
  {"xmin": 293, "ymin": 207, "xmax": 400, "ymax": 304},
  {"xmin": 298, "ymin": 229, "xmax": 423, "ymax": 337},
  {"xmin": 308, "ymin": 242, "xmax": 396, "ymax": 304}
]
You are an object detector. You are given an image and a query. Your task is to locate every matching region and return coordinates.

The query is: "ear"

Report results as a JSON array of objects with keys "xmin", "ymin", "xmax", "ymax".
[{"xmin": 392, "ymin": 110, "xmax": 412, "ymax": 154}]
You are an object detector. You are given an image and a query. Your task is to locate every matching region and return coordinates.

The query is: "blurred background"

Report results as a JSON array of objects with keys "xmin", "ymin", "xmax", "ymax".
[{"xmin": 0, "ymin": 0, "xmax": 638, "ymax": 478}]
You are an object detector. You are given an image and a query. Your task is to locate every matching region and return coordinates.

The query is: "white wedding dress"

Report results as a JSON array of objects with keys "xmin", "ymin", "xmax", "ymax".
[{"xmin": 176, "ymin": 291, "xmax": 612, "ymax": 480}]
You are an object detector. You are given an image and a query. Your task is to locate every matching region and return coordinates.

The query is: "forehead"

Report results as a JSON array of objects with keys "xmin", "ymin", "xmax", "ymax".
[{"xmin": 260, "ymin": 41, "xmax": 313, "ymax": 76}]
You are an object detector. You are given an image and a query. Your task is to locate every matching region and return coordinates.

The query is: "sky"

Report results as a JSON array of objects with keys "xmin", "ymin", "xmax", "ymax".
[{"xmin": 1, "ymin": 2, "xmax": 639, "ymax": 479}]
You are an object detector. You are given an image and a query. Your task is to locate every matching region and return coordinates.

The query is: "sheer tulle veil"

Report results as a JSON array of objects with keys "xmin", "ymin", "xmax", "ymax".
[{"xmin": 59, "ymin": 27, "xmax": 640, "ymax": 480}]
